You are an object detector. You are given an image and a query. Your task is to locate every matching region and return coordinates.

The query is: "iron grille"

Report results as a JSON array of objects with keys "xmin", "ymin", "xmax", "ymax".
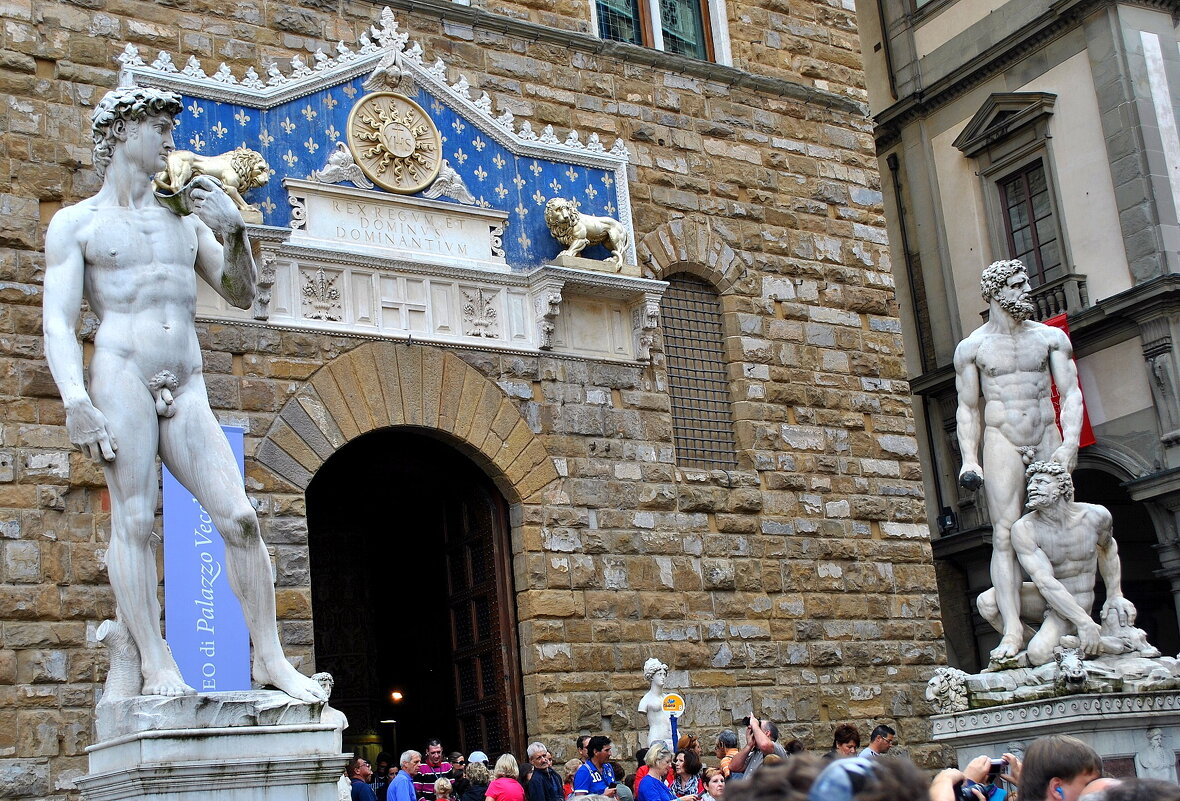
[
  {"xmin": 660, "ymin": 274, "xmax": 738, "ymax": 470},
  {"xmin": 659, "ymin": 0, "xmax": 707, "ymax": 59},
  {"xmin": 596, "ymin": 0, "xmax": 644, "ymax": 45}
]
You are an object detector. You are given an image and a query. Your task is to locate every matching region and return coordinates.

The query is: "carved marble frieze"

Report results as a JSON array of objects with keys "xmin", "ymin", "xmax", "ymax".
[
  {"xmin": 197, "ymin": 230, "xmax": 667, "ymax": 362},
  {"xmin": 119, "ymin": 6, "xmax": 666, "ymax": 361},
  {"xmin": 931, "ymin": 691, "xmax": 1180, "ymax": 740}
]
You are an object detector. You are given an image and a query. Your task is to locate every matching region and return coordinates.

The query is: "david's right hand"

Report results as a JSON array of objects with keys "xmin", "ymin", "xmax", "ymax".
[{"xmin": 66, "ymin": 401, "xmax": 118, "ymax": 462}]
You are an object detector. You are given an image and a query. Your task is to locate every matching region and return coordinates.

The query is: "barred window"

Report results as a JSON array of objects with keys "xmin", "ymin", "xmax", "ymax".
[
  {"xmin": 596, "ymin": 0, "xmax": 644, "ymax": 46},
  {"xmin": 660, "ymin": 273, "xmax": 738, "ymax": 469}
]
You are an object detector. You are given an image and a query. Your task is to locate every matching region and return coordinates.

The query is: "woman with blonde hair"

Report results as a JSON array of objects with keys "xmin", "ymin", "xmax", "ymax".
[
  {"xmin": 436, "ymin": 778, "xmax": 455, "ymax": 801},
  {"xmin": 564, "ymin": 759, "xmax": 583, "ymax": 800},
  {"xmin": 487, "ymin": 754, "xmax": 526, "ymax": 801},
  {"xmin": 462, "ymin": 762, "xmax": 491, "ymax": 801},
  {"xmin": 638, "ymin": 744, "xmax": 699, "ymax": 801}
]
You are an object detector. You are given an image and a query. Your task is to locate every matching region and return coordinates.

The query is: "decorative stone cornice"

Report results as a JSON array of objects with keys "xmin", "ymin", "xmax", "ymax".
[
  {"xmin": 951, "ymin": 92, "xmax": 1057, "ymax": 157},
  {"xmin": 117, "ymin": 8, "xmax": 632, "ymax": 171},
  {"xmin": 931, "ymin": 691, "xmax": 1180, "ymax": 741},
  {"xmin": 354, "ymin": 0, "xmax": 866, "ymax": 116},
  {"xmin": 873, "ymin": 0, "xmax": 1173, "ymax": 149}
]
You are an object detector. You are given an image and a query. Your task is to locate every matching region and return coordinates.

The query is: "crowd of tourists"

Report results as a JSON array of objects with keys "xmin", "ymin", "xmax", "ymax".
[{"xmin": 343, "ymin": 724, "xmax": 1180, "ymax": 801}]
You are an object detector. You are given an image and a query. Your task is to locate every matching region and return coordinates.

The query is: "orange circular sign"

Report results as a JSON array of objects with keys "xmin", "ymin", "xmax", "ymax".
[{"xmin": 662, "ymin": 694, "xmax": 685, "ymax": 713}]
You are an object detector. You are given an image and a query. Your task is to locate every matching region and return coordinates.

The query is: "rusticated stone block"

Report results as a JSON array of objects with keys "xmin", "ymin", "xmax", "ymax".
[
  {"xmin": 0, "ymin": 758, "xmax": 49, "ymax": 798},
  {"xmin": 518, "ymin": 589, "xmax": 582, "ymax": 619}
]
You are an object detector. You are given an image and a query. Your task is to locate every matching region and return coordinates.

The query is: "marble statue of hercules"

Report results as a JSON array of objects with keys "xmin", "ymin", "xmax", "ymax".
[
  {"xmin": 42, "ymin": 87, "xmax": 325, "ymax": 702},
  {"xmin": 953, "ymin": 259, "xmax": 1084, "ymax": 663}
]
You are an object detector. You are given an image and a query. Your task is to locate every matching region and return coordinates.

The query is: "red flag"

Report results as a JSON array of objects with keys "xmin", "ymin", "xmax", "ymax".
[{"xmin": 1044, "ymin": 313, "xmax": 1096, "ymax": 449}]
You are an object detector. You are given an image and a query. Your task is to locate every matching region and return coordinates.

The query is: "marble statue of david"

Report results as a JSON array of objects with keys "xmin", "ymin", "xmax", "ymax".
[{"xmin": 42, "ymin": 86, "xmax": 325, "ymax": 703}]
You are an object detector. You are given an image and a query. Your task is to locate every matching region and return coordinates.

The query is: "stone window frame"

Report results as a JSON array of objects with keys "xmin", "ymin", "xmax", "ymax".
[
  {"xmin": 952, "ymin": 92, "xmax": 1077, "ymax": 291},
  {"xmin": 590, "ymin": 0, "xmax": 733, "ymax": 65},
  {"xmin": 995, "ymin": 159, "xmax": 1066, "ymax": 286}
]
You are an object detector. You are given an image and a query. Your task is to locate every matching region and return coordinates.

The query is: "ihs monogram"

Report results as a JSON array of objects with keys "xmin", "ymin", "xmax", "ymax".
[{"xmin": 346, "ymin": 92, "xmax": 442, "ymax": 193}]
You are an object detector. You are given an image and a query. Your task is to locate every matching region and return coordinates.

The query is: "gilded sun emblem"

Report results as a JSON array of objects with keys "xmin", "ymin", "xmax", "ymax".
[{"xmin": 346, "ymin": 92, "xmax": 442, "ymax": 193}]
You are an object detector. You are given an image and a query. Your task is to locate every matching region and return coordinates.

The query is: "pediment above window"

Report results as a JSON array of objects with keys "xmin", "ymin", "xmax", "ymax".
[{"xmin": 953, "ymin": 92, "xmax": 1057, "ymax": 158}]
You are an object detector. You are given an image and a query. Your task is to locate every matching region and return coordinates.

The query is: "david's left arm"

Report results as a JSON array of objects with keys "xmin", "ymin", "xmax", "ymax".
[{"xmin": 191, "ymin": 176, "xmax": 257, "ymax": 309}]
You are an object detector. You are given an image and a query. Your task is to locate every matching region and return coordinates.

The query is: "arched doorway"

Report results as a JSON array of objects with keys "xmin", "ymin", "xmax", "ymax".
[
  {"xmin": 306, "ymin": 428, "xmax": 526, "ymax": 759},
  {"xmin": 1074, "ymin": 466, "xmax": 1180, "ymax": 655}
]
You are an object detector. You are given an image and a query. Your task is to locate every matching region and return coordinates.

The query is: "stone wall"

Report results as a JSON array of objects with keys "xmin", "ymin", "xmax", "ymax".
[{"xmin": 0, "ymin": 0, "xmax": 944, "ymax": 796}]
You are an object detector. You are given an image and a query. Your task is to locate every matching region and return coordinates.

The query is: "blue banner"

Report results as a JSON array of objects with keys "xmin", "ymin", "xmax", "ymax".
[{"xmin": 163, "ymin": 425, "xmax": 252, "ymax": 691}]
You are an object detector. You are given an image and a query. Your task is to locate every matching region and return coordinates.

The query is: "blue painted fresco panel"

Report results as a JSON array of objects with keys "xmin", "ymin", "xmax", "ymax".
[{"xmin": 173, "ymin": 79, "xmax": 623, "ymax": 270}]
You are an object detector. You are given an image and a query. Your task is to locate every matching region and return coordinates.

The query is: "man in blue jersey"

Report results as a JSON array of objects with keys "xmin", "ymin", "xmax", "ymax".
[{"xmin": 574, "ymin": 736, "xmax": 618, "ymax": 797}]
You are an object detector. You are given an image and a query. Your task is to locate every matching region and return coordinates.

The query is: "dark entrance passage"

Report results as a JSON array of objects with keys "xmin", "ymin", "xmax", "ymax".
[
  {"xmin": 307, "ymin": 429, "xmax": 525, "ymax": 759},
  {"xmin": 1074, "ymin": 467, "xmax": 1180, "ymax": 655}
]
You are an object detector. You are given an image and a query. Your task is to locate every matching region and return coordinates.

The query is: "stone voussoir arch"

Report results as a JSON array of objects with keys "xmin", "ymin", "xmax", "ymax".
[
  {"xmin": 254, "ymin": 340, "xmax": 559, "ymax": 503},
  {"xmin": 636, "ymin": 215, "xmax": 751, "ymax": 292}
]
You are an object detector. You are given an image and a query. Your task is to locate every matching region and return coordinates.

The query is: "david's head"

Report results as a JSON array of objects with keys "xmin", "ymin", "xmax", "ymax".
[{"xmin": 91, "ymin": 87, "xmax": 182, "ymax": 179}]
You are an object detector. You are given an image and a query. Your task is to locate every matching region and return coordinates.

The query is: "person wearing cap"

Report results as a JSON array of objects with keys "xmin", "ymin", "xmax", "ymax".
[
  {"xmin": 471, "ymin": 752, "xmax": 491, "ymax": 768},
  {"xmin": 807, "ymin": 754, "xmax": 928, "ymax": 801}
]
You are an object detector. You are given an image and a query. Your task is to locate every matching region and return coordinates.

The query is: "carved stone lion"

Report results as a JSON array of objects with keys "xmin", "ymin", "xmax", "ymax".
[
  {"xmin": 925, "ymin": 666, "xmax": 970, "ymax": 713},
  {"xmin": 155, "ymin": 145, "xmax": 270, "ymax": 214},
  {"xmin": 543, "ymin": 197, "xmax": 629, "ymax": 268}
]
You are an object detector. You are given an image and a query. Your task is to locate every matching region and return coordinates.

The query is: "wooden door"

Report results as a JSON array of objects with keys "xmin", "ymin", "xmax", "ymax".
[{"xmin": 444, "ymin": 479, "xmax": 522, "ymax": 757}]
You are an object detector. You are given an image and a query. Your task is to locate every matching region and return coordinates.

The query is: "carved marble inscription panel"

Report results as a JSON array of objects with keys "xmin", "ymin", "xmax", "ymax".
[{"xmin": 286, "ymin": 179, "xmax": 509, "ymax": 269}]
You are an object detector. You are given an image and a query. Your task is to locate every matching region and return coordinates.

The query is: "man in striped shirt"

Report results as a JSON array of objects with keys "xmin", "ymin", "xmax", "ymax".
[{"xmin": 416, "ymin": 739, "xmax": 454, "ymax": 801}]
